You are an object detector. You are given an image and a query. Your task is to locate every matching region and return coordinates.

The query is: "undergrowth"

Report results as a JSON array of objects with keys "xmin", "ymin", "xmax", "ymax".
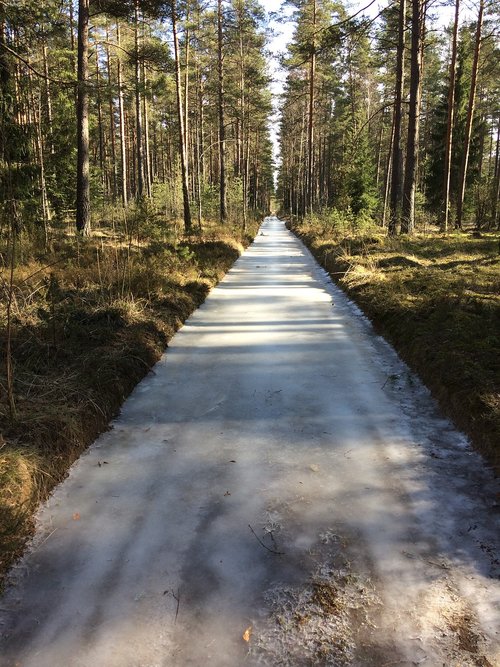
[
  {"xmin": 0, "ymin": 213, "xmax": 259, "ymax": 588},
  {"xmin": 289, "ymin": 214, "xmax": 500, "ymax": 473}
]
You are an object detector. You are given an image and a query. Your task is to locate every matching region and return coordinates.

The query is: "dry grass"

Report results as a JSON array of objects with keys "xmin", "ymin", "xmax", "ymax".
[
  {"xmin": 291, "ymin": 218, "xmax": 500, "ymax": 473},
  {"xmin": 0, "ymin": 216, "xmax": 259, "ymax": 588}
]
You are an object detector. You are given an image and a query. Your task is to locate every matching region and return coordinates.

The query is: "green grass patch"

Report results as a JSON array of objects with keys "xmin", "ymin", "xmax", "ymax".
[{"xmin": 290, "ymin": 217, "xmax": 500, "ymax": 473}]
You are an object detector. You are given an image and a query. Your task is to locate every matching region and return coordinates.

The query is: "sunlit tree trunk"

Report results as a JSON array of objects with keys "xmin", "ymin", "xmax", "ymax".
[
  {"xmin": 442, "ymin": 0, "xmax": 460, "ymax": 232},
  {"xmin": 42, "ymin": 40, "xmax": 54, "ymax": 156},
  {"xmin": 306, "ymin": 0, "xmax": 317, "ymax": 216},
  {"xmin": 492, "ymin": 112, "xmax": 500, "ymax": 229},
  {"xmin": 76, "ymin": 0, "xmax": 91, "ymax": 235},
  {"xmin": 184, "ymin": 3, "xmax": 190, "ymax": 197},
  {"xmin": 171, "ymin": 0, "xmax": 192, "ymax": 232},
  {"xmin": 134, "ymin": 0, "xmax": 144, "ymax": 198},
  {"xmin": 382, "ymin": 114, "xmax": 396, "ymax": 228},
  {"xmin": 401, "ymin": 0, "xmax": 423, "ymax": 234},
  {"xmin": 116, "ymin": 22, "xmax": 128, "ymax": 207},
  {"xmin": 217, "ymin": 0, "xmax": 227, "ymax": 222},
  {"xmin": 389, "ymin": 0, "xmax": 406, "ymax": 236},
  {"xmin": 95, "ymin": 49, "xmax": 106, "ymax": 193},
  {"xmin": 143, "ymin": 64, "xmax": 152, "ymax": 198},
  {"xmin": 106, "ymin": 25, "xmax": 118, "ymax": 200},
  {"xmin": 456, "ymin": 0, "xmax": 484, "ymax": 229}
]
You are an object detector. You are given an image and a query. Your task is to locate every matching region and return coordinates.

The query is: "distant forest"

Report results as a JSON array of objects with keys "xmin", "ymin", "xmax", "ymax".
[
  {"xmin": 278, "ymin": 0, "xmax": 500, "ymax": 234},
  {"xmin": 0, "ymin": 1, "xmax": 499, "ymax": 239}
]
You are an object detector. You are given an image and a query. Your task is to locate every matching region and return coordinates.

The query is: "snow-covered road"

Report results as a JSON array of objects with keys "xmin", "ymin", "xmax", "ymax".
[{"xmin": 1, "ymin": 217, "xmax": 499, "ymax": 666}]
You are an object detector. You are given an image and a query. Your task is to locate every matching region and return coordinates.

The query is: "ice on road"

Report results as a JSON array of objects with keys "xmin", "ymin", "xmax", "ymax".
[{"xmin": 1, "ymin": 217, "xmax": 499, "ymax": 666}]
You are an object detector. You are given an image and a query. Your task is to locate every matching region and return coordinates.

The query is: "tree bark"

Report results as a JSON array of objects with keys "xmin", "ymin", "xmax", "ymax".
[
  {"xmin": 382, "ymin": 113, "xmax": 396, "ymax": 228},
  {"xmin": 388, "ymin": 0, "xmax": 406, "ymax": 236},
  {"xmin": 306, "ymin": 0, "xmax": 317, "ymax": 217},
  {"xmin": 184, "ymin": 3, "xmax": 190, "ymax": 196},
  {"xmin": 134, "ymin": 0, "xmax": 144, "ymax": 198},
  {"xmin": 217, "ymin": 0, "xmax": 227, "ymax": 222},
  {"xmin": 42, "ymin": 41, "xmax": 54, "ymax": 156},
  {"xmin": 238, "ymin": 1, "xmax": 247, "ymax": 230},
  {"xmin": 456, "ymin": 0, "xmax": 484, "ymax": 229},
  {"xmin": 106, "ymin": 24, "xmax": 117, "ymax": 200},
  {"xmin": 143, "ymin": 64, "xmax": 152, "ymax": 197},
  {"xmin": 117, "ymin": 22, "xmax": 128, "ymax": 207},
  {"xmin": 95, "ymin": 49, "xmax": 106, "ymax": 192},
  {"xmin": 171, "ymin": 0, "xmax": 192, "ymax": 232},
  {"xmin": 401, "ymin": 0, "xmax": 423, "ymax": 234},
  {"xmin": 76, "ymin": 0, "xmax": 91, "ymax": 235},
  {"xmin": 491, "ymin": 112, "xmax": 500, "ymax": 229},
  {"xmin": 442, "ymin": 0, "xmax": 460, "ymax": 232}
]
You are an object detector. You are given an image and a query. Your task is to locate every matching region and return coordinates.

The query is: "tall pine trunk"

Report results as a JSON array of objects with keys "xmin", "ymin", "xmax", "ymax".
[
  {"xmin": 76, "ymin": 0, "xmax": 91, "ymax": 235},
  {"xmin": 492, "ymin": 112, "xmax": 500, "ymax": 229},
  {"xmin": 134, "ymin": 1, "xmax": 144, "ymax": 198},
  {"xmin": 389, "ymin": 0, "xmax": 406, "ymax": 236},
  {"xmin": 143, "ymin": 64, "xmax": 152, "ymax": 198},
  {"xmin": 442, "ymin": 0, "xmax": 460, "ymax": 232},
  {"xmin": 217, "ymin": 0, "xmax": 227, "ymax": 222},
  {"xmin": 455, "ymin": 0, "xmax": 484, "ymax": 229},
  {"xmin": 106, "ymin": 25, "xmax": 118, "ymax": 200},
  {"xmin": 306, "ymin": 0, "xmax": 317, "ymax": 217},
  {"xmin": 117, "ymin": 23, "xmax": 128, "ymax": 207},
  {"xmin": 171, "ymin": 0, "xmax": 192, "ymax": 232},
  {"xmin": 401, "ymin": 0, "xmax": 423, "ymax": 234}
]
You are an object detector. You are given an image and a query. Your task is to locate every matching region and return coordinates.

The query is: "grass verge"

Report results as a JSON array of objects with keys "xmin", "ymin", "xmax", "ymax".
[
  {"xmin": 289, "ymin": 216, "xmax": 500, "ymax": 473},
  {"xmin": 0, "ymin": 217, "xmax": 259, "ymax": 589}
]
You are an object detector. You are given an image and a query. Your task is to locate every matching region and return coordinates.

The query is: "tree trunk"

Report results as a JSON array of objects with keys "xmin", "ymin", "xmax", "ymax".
[
  {"xmin": 117, "ymin": 23, "xmax": 128, "ymax": 207},
  {"xmin": 442, "ymin": 0, "xmax": 460, "ymax": 232},
  {"xmin": 76, "ymin": 0, "xmax": 91, "ymax": 235},
  {"xmin": 388, "ymin": 0, "xmax": 406, "ymax": 236},
  {"xmin": 42, "ymin": 41, "xmax": 55, "ymax": 156},
  {"xmin": 171, "ymin": 0, "xmax": 192, "ymax": 232},
  {"xmin": 134, "ymin": 0, "xmax": 144, "ymax": 198},
  {"xmin": 401, "ymin": 0, "xmax": 423, "ymax": 234},
  {"xmin": 456, "ymin": 0, "xmax": 484, "ymax": 229},
  {"xmin": 491, "ymin": 112, "xmax": 500, "ymax": 229},
  {"xmin": 382, "ymin": 114, "xmax": 396, "ymax": 228},
  {"xmin": 143, "ymin": 64, "xmax": 152, "ymax": 197},
  {"xmin": 184, "ymin": 5, "xmax": 190, "ymax": 196},
  {"xmin": 106, "ymin": 25, "xmax": 117, "ymax": 200},
  {"xmin": 306, "ymin": 0, "xmax": 317, "ymax": 217},
  {"xmin": 238, "ymin": 4, "xmax": 247, "ymax": 230},
  {"xmin": 95, "ymin": 49, "xmax": 106, "ymax": 193},
  {"xmin": 217, "ymin": 0, "xmax": 227, "ymax": 222},
  {"xmin": 34, "ymin": 91, "xmax": 51, "ymax": 243}
]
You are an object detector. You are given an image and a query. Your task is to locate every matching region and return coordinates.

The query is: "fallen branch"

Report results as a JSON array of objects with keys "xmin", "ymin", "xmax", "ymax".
[
  {"xmin": 248, "ymin": 524, "xmax": 285, "ymax": 555},
  {"xmin": 172, "ymin": 588, "xmax": 181, "ymax": 623}
]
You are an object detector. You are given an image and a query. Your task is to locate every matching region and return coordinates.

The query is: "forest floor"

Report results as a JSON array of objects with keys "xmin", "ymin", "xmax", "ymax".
[
  {"xmin": 289, "ymin": 216, "xmax": 500, "ymax": 474},
  {"xmin": 0, "ymin": 214, "xmax": 259, "ymax": 588},
  {"xmin": 0, "ymin": 217, "xmax": 498, "ymax": 666}
]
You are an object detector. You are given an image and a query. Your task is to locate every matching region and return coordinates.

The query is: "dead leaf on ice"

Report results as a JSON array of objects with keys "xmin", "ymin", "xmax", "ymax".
[
  {"xmin": 72, "ymin": 513, "xmax": 81, "ymax": 521},
  {"xmin": 243, "ymin": 626, "xmax": 252, "ymax": 642}
]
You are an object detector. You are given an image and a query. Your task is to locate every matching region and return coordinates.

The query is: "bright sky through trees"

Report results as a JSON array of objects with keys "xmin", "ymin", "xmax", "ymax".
[{"xmin": 265, "ymin": 0, "xmax": 458, "ymax": 169}]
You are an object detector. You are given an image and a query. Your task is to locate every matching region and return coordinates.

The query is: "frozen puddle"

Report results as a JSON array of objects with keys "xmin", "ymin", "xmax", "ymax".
[{"xmin": 1, "ymin": 217, "xmax": 499, "ymax": 666}]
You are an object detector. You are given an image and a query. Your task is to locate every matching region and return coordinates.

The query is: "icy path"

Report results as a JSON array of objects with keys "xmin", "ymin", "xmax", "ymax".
[{"xmin": 1, "ymin": 217, "xmax": 499, "ymax": 666}]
